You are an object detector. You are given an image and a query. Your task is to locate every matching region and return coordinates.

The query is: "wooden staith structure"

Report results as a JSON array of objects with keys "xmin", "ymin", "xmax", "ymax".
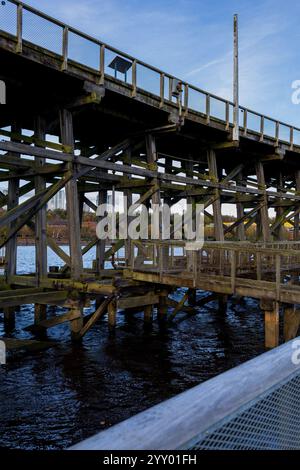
[{"xmin": 1, "ymin": 1, "xmax": 300, "ymax": 349}]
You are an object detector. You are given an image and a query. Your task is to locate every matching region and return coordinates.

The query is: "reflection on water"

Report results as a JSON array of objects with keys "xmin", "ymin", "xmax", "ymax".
[{"xmin": 0, "ymin": 247, "xmax": 265, "ymax": 449}]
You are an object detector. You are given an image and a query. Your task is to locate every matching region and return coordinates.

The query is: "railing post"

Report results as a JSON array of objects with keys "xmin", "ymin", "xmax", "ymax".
[
  {"xmin": 61, "ymin": 26, "xmax": 69, "ymax": 71},
  {"xmin": 206, "ymin": 94, "xmax": 210, "ymax": 124},
  {"xmin": 16, "ymin": 4, "xmax": 23, "ymax": 54},
  {"xmin": 131, "ymin": 59, "xmax": 137, "ymax": 97},
  {"xmin": 290, "ymin": 126, "xmax": 294, "ymax": 151},
  {"xmin": 99, "ymin": 44, "xmax": 105, "ymax": 85},
  {"xmin": 168, "ymin": 77, "xmax": 173, "ymax": 101},
  {"xmin": 159, "ymin": 73, "xmax": 165, "ymax": 107},
  {"xmin": 243, "ymin": 109, "xmax": 247, "ymax": 136},
  {"xmin": 230, "ymin": 249, "xmax": 237, "ymax": 293},
  {"xmin": 275, "ymin": 121, "xmax": 279, "ymax": 146},
  {"xmin": 225, "ymin": 101, "xmax": 230, "ymax": 130},
  {"xmin": 256, "ymin": 251, "xmax": 262, "ymax": 280},
  {"xmin": 184, "ymin": 84, "xmax": 189, "ymax": 114},
  {"xmin": 260, "ymin": 115, "xmax": 264, "ymax": 141}
]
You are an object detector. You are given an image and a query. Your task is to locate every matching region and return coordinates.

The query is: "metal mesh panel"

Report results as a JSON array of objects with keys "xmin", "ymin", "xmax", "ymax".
[
  {"xmin": 68, "ymin": 31, "xmax": 99, "ymax": 70},
  {"xmin": 188, "ymin": 372, "xmax": 300, "ymax": 450},
  {"xmin": 0, "ymin": 1, "xmax": 17, "ymax": 36},
  {"xmin": 23, "ymin": 9, "xmax": 62, "ymax": 55}
]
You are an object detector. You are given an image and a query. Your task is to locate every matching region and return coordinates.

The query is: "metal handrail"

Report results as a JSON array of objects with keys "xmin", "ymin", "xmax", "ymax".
[
  {"xmin": 2, "ymin": 0, "xmax": 300, "ymax": 143},
  {"xmin": 69, "ymin": 338, "xmax": 300, "ymax": 450}
]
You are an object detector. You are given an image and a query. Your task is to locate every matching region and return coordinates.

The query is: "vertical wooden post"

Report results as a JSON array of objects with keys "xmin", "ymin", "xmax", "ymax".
[
  {"xmin": 207, "ymin": 149, "xmax": 224, "ymax": 241},
  {"xmin": 35, "ymin": 116, "xmax": 47, "ymax": 284},
  {"xmin": 96, "ymin": 189, "xmax": 107, "ymax": 273},
  {"xmin": 145, "ymin": 134, "xmax": 160, "ymax": 208},
  {"xmin": 146, "ymin": 134, "xmax": 166, "ymax": 267},
  {"xmin": 255, "ymin": 161, "xmax": 270, "ymax": 242},
  {"xmin": 124, "ymin": 148, "xmax": 133, "ymax": 266},
  {"xmin": 158, "ymin": 294, "xmax": 168, "ymax": 322},
  {"xmin": 185, "ymin": 155, "xmax": 195, "ymax": 272},
  {"xmin": 108, "ymin": 298, "xmax": 117, "ymax": 330},
  {"xmin": 284, "ymin": 306, "xmax": 300, "ymax": 342},
  {"xmin": 218, "ymin": 294, "xmax": 228, "ymax": 314},
  {"xmin": 144, "ymin": 305, "xmax": 153, "ymax": 325},
  {"xmin": 275, "ymin": 172, "xmax": 284, "ymax": 241},
  {"xmin": 294, "ymin": 170, "xmax": 300, "ymax": 240},
  {"xmin": 4, "ymin": 310, "xmax": 15, "ymax": 332},
  {"xmin": 69, "ymin": 302, "xmax": 83, "ymax": 341},
  {"xmin": 78, "ymin": 192, "xmax": 84, "ymax": 227},
  {"xmin": 263, "ymin": 300, "xmax": 280, "ymax": 349},
  {"xmin": 59, "ymin": 109, "xmax": 83, "ymax": 279},
  {"xmin": 6, "ymin": 123, "xmax": 20, "ymax": 282},
  {"xmin": 236, "ymin": 171, "xmax": 245, "ymax": 241},
  {"xmin": 4, "ymin": 122, "xmax": 21, "ymax": 328},
  {"xmin": 34, "ymin": 303, "xmax": 47, "ymax": 324},
  {"xmin": 188, "ymin": 289, "xmax": 197, "ymax": 306}
]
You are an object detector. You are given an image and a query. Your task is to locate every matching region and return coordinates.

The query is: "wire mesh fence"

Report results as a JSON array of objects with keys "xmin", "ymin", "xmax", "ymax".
[
  {"xmin": 0, "ymin": 1, "xmax": 17, "ymax": 36},
  {"xmin": 187, "ymin": 372, "xmax": 300, "ymax": 450},
  {"xmin": 22, "ymin": 9, "xmax": 62, "ymax": 55}
]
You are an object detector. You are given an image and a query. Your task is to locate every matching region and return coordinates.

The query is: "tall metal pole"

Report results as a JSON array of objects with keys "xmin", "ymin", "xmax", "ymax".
[{"xmin": 233, "ymin": 14, "xmax": 239, "ymax": 141}]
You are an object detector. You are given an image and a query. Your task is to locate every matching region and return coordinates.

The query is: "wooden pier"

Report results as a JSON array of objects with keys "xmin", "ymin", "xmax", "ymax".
[{"xmin": 1, "ymin": 0, "xmax": 300, "ymax": 349}]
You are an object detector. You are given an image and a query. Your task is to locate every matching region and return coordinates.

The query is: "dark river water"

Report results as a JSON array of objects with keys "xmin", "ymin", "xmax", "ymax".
[{"xmin": 0, "ymin": 247, "xmax": 266, "ymax": 450}]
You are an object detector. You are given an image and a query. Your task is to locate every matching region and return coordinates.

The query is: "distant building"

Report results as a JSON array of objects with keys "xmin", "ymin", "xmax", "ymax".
[{"xmin": 48, "ymin": 189, "xmax": 66, "ymax": 210}]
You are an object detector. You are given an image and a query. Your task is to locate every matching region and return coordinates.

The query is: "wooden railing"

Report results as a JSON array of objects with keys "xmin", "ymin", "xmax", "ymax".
[
  {"xmin": 1, "ymin": 0, "xmax": 300, "ymax": 148},
  {"xmin": 130, "ymin": 240, "xmax": 300, "ymax": 296}
]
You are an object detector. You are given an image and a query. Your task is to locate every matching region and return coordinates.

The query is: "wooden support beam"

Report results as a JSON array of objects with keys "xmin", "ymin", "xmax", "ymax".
[
  {"xmin": 59, "ymin": 109, "xmax": 83, "ymax": 279},
  {"xmin": 34, "ymin": 116, "xmax": 47, "ymax": 285},
  {"xmin": 10, "ymin": 275, "xmax": 116, "ymax": 295},
  {"xmin": 274, "ymin": 172, "xmax": 284, "ymax": 240},
  {"xmin": 118, "ymin": 294, "xmax": 159, "ymax": 310},
  {"xmin": 0, "ymin": 290, "xmax": 68, "ymax": 308},
  {"xmin": 5, "ymin": 123, "xmax": 20, "ymax": 282},
  {"xmin": 34, "ymin": 304, "xmax": 47, "ymax": 324},
  {"xmin": 218, "ymin": 294, "xmax": 228, "ymax": 313},
  {"xmin": 207, "ymin": 149, "xmax": 224, "ymax": 241},
  {"xmin": 236, "ymin": 171, "xmax": 245, "ymax": 241},
  {"xmin": 168, "ymin": 291, "xmax": 190, "ymax": 322},
  {"xmin": 26, "ymin": 307, "xmax": 80, "ymax": 332},
  {"xmin": 1, "ymin": 141, "xmax": 299, "ymax": 200},
  {"xmin": 3, "ymin": 307, "xmax": 15, "ymax": 332},
  {"xmin": 294, "ymin": 170, "xmax": 300, "ymax": 240},
  {"xmin": 187, "ymin": 288, "xmax": 197, "ymax": 306},
  {"xmin": 0, "ymin": 181, "xmax": 34, "ymax": 209},
  {"xmin": 144, "ymin": 305, "xmax": 153, "ymax": 325},
  {"xmin": 255, "ymin": 161, "xmax": 271, "ymax": 242},
  {"xmin": 0, "ymin": 173, "xmax": 73, "ymax": 249},
  {"xmin": 108, "ymin": 298, "xmax": 117, "ymax": 329},
  {"xmin": 158, "ymin": 294, "xmax": 168, "ymax": 321},
  {"xmin": 65, "ymin": 300, "xmax": 84, "ymax": 342},
  {"xmin": 284, "ymin": 307, "xmax": 300, "ymax": 342},
  {"xmin": 263, "ymin": 301, "xmax": 280, "ymax": 349},
  {"xmin": 123, "ymin": 148, "xmax": 133, "ymax": 267},
  {"xmin": 79, "ymin": 296, "xmax": 113, "ymax": 338}
]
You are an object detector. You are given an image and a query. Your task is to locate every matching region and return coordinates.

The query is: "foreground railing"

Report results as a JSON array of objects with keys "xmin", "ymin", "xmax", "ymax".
[
  {"xmin": 70, "ymin": 338, "xmax": 300, "ymax": 450},
  {"xmin": 1, "ymin": 0, "xmax": 300, "ymax": 147}
]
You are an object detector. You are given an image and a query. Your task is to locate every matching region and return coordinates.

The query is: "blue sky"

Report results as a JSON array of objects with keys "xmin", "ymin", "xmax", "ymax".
[{"xmin": 13, "ymin": 0, "xmax": 300, "ymax": 128}]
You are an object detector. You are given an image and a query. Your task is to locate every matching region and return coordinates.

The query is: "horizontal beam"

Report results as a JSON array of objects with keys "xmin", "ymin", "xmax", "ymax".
[{"xmin": 0, "ymin": 141, "xmax": 299, "ymax": 200}]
